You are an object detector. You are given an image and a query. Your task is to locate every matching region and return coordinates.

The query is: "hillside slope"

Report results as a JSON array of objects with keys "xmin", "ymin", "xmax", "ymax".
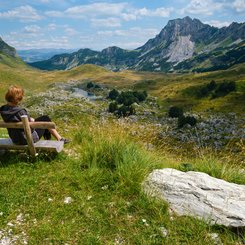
[{"xmin": 29, "ymin": 17, "xmax": 245, "ymax": 72}]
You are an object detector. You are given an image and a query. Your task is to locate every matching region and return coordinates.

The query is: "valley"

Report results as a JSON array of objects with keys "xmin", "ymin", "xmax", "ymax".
[{"xmin": 0, "ymin": 16, "xmax": 245, "ymax": 244}]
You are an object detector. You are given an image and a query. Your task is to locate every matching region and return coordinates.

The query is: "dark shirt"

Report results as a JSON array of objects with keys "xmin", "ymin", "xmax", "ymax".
[{"xmin": 0, "ymin": 104, "xmax": 39, "ymax": 145}]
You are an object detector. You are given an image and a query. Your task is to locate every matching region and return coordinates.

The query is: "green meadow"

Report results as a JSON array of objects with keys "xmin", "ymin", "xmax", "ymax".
[{"xmin": 0, "ymin": 54, "xmax": 245, "ymax": 244}]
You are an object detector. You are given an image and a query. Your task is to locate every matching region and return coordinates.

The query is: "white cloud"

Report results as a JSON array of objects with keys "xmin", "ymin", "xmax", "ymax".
[
  {"xmin": 47, "ymin": 23, "xmax": 57, "ymax": 30},
  {"xmin": 45, "ymin": 10, "xmax": 63, "ymax": 17},
  {"xmin": 204, "ymin": 20, "xmax": 231, "ymax": 28},
  {"xmin": 45, "ymin": 3, "xmax": 172, "ymax": 25},
  {"xmin": 181, "ymin": 0, "xmax": 224, "ymax": 16},
  {"xmin": 0, "ymin": 5, "xmax": 42, "ymax": 22},
  {"xmin": 134, "ymin": 7, "xmax": 173, "ymax": 18},
  {"xmin": 65, "ymin": 27, "xmax": 79, "ymax": 35},
  {"xmin": 24, "ymin": 25, "xmax": 41, "ymax": 33},
  {"xmin": 97, "ymin": 27, "xmax": 158, "ymax": 38},
  {"xmin": 65, "ymin": 2, "xmax": 127, "ymax": 16},
  {"xmin": 233, "ymin": 0, "xmax": 245, "ymax": 13},
  {"xmin": 91, "ymin": 18, "xmax": 121, "ymax": 27}
]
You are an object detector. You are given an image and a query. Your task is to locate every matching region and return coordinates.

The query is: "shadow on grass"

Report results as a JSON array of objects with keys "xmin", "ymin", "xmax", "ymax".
[{"xmin": 0, "ymin": 149, "xmax": 63, "ymax": 167}]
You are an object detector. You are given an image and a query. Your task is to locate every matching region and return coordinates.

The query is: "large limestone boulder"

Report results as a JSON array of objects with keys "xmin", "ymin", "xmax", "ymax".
[{"xmin": 143, "ymin": 168, "xmax": 245, "ymax": 227}]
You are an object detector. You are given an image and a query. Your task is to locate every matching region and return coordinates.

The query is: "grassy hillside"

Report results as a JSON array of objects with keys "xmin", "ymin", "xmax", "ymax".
[
  {"xmin": 0, "ymin": 93, "xmax": 244, "ymax": 244},
  {"xmin": 0, "ymin": 59, "xmax": 244, "ymax": 243},
  {"xmin": 1, "ymin": 55, "xmax": 244, "ymax": 114}
]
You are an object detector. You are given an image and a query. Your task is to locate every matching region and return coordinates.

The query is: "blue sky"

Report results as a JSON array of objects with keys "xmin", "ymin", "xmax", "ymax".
[{"xmin": 0, "ymin": 0, "xmax": 244, "ymax": 50}]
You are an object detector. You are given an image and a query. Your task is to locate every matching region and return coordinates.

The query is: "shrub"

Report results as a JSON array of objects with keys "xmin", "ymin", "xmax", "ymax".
[
  {"xmin": 185, "ymin": 116, "xmax": 197, "ymax": 126},
  {"xmin": 132, "ymin": 91, "xmax": 147, "ymax": 102},
  {"xmin": 108, "ymin": 89, "xmax": 119, "ymax": 100},
  {"xmin": 168, "ymin": 106, "xmax": 183, "ymax": 118},
  {"xmin": 177, "ymin": 115, "xmax": 187, "ymax": 128},
  {"xmin": 87, "ymin": 81, "xmax": 94, "ymax": 89},
  {"xmin": 117, "ymin": 105, "xmax": 135, "ymax": 117},
  {"xmin": 178, "ymin": 115, "xmax": 197, "ymax": 128},
  {"xmin": 207, "ymin": 80, "xmax": 217, "ymax": 91},
  {"xmin": 212, "ymin": 81, "xmax": 236, "ymax": 98},
  {"xmin": 108, "ymin": 102, "xmax": 118, "ymax": 113}
]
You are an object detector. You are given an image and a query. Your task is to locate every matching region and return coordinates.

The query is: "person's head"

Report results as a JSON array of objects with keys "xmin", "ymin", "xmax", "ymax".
[{"xmin": 5, "ymin": 85, "xmax": 24, "ymax": 105}]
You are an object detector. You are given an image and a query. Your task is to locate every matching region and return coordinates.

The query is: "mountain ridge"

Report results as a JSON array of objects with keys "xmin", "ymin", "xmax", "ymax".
[{"xmin": 2, "ymin": 16, "xmax": 245, "ymax": 73}]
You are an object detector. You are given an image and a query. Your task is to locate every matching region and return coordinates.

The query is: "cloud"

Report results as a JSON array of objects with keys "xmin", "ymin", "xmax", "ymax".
[
  {"xmin": 181, "ymin": 0, "xmax": 224, "ymax": 16},
  {"xmin": 233, "ymin": 0, "xmax": 245, "ymax": 13},
  {"xmin": 65, "ymin": 27, "xmax": 79, "ymax": 35},
  {"xmin": 96, "ymin": 27, "xmax": 159, "ymax": 49},
  {"xmin": 204, "ymin": 20, "xmax": 231, "ymax": 28},
  {"xmin": 134, "ymin": 7, "xmax": 173, "ymax": 18},
  {"xmin": 48, "ymin": 23, "xmax": 57, "ymax": 30},
  {"xmin": 24, "ymin": 25, "xmax": 41, "ymax": 33},
  {"xmin": 91, "ymin": 18, "xmax": 121, "ymax": 27},
  {"xmin": 4, "ymin": 35, "xmax": 71, "ymax": 50},
  {"xmin": 45, "ymin": 10, "xmax": 64, "ymax": 17},
  {"xmin": 45, "ymin": 3, "xmax": 172, "ymax": 24},
  {"xmin": 98, "ymin": 27, "xmax": 158, "ymax": 37},
  {"xmin": 65, "ymin": 2, "xmax": 127, "ymax": 16},
  {"xmin": 0, "ymin": 5, "xmax": 42, "ymax": 22}
]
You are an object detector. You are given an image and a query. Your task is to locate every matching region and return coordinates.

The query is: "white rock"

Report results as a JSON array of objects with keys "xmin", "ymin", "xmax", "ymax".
[
  {"xmin": 143, "ymin": 168, "xmax": 245, "ymax": 227},
  {"xmin": 64, "ymin": 197, "xmax": 73, "ymax": 204},
  {"xmin": 159, "ymin": 226, "xmax": 168, "ymax": 237},
  {"xmin": 208, "ymin": 233, "xmax": 223, "ymax": 245}
]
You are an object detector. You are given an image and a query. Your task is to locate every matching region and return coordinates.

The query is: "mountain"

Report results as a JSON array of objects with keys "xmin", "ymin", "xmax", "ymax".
[
  {"xmin": 0, "ymin": 37, "xmax": 26, "ymax": 68},
  {"xmin": 30, "ymin": 17, "xmax": 245, "ymax": 72},
  {"xmin": 0, "ymin": 37, "xmax": 17, "ymax": 57},
  {"xmin": 17, "ymin": 48, "xmax": 77, "ymax": 63}
]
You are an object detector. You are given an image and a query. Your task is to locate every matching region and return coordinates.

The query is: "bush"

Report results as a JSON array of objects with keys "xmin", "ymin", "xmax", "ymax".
[
  {"xmin": 133, "ymin": 91, "xmax": 147, "ymax": 102},
  {"xmin": 177, "ymin": 115, "xmax": 187, "ymax": 128},
  {"xmin": 108, "ymin": 89, "xmax": 119, "ymax": 100},
  {"xmin": 117, "ymin": 105, "xmax": 135, "ymax": 117},
  {"xmin": 212, "ymin": 81, "xmax": 236, "ymax": 98},
  {"xmin": 108, "ymin": 102, "xmax": 118, "ymax": 113},
  {"xmin": 185, "ymin": 116, "xmax": 197, "ymax": 126},
  {"xmin": 108, "ymin": 90, "xmax": 147, "ymax": 117},
  {"xmin": 87, "ymin": 81, "xmax": 94, "ymax": 89},
  {"xmin": 168, "ymin": 106, "xmax": 183, "ymax": 118},
  {"xmin": 178, "ymin": 115, "xmax": 197, "ymax": 128},
  {"xmin": 207, "ymin": 80, "xmax": 217, "ymax": 91}
]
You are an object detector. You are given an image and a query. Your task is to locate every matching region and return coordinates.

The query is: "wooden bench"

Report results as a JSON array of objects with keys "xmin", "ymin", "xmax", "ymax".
[{"xmin": 0, "ymin": 115, "xmax": 64, "ymax": 157}]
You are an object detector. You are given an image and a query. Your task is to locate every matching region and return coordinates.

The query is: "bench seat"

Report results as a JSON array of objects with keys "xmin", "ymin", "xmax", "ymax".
[{"xmin": 0, "ymin": 138, "xmax": 64, "ymax": 153}]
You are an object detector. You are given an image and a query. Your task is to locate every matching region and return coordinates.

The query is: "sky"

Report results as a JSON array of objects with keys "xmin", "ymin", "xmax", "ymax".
[{"xmin": 0, "ymin": 0, "xmax": 244, "ymax": 51}]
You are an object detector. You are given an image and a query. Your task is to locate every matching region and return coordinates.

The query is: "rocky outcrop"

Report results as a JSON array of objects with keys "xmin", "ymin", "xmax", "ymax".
[
  {"xmin": 0, "ymin": 37, "xmax": 17, "ymax": 57},
  {"xmin": 143, "ymin": 168, "xmax": 245, "ymax": 227}
]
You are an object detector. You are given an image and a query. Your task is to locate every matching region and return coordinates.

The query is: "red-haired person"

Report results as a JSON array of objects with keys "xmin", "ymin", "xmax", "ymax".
[{"xmin": 0, "ymin": 85, "xmax": 69, "ymax": 145}]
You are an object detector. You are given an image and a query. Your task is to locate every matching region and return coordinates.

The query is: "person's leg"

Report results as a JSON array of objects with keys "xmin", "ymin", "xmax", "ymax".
[{"xmin": 35, "ymin": 115, "xmax": 62, "ymax": 141}]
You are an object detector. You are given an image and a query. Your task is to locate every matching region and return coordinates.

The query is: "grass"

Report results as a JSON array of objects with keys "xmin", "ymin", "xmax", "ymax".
[
  {"xmin": 0, "ymin": 60, "xmax": 245, "ymax": 243},
  {"xmin": 0, "ymin": 109, "xmax": 245, "ymax": 244}
]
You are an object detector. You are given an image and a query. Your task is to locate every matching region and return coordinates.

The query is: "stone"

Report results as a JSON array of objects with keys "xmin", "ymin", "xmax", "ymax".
[{"xmin": 143, "ymin": 168, "xmax": 245, "ymax": 227}]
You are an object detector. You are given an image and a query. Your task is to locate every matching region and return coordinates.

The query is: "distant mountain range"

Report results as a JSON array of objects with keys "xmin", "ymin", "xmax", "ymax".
[
  {"xmin": 17, "ymin": 48, "xmax": 77, "ymax": 63},
  {"xmin": 29, "ymin": 17, "xmax": 245, "ymax": 73},
  {"xmin": 1, "ymin": 16, "xmax": 245, "ymax": 73}
]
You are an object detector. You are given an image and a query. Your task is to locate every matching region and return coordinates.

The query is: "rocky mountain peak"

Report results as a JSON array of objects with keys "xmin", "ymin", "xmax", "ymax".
[
  {"xmin": 0, "ymin": 37, "xmax": 17, "ymax": 57},
  {"xmin": 101, "ymin": 46, "xmax": 123, "ymax": 56},
  {"xmin": 162, "ymin": 16, "xmax": 208, "ymax": 40}
]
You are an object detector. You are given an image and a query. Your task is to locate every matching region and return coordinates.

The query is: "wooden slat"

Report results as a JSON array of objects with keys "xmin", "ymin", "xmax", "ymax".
[
  {"xmin": 0, "ymin": 138, "xmax": 64, "ymax": 153},
  {"xmin": 21, "ymin": 115, "xmax": 36, "ymax": 157},
  {"xmin": 34, "ymin": 140, "xmax": 64, "ymax": 152},
  {"xmin": 0, "ymin": 121, "xmax": 56, "ymax": 129}
]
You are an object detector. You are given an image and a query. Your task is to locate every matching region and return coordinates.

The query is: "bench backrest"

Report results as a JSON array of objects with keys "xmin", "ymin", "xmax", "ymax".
[
  {"xmin": 0, "ymin": 121, "xmax": 55, "ymax": 129},
  {"xmin": 0, "ymin": 115, "xmax": 56, "ymax": 157}
]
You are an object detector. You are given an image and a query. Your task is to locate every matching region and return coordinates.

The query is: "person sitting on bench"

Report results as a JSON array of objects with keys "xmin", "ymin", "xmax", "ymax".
[{"xmin": 0, "ymin": 85, "xmax": 70, "ymax": 145}]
